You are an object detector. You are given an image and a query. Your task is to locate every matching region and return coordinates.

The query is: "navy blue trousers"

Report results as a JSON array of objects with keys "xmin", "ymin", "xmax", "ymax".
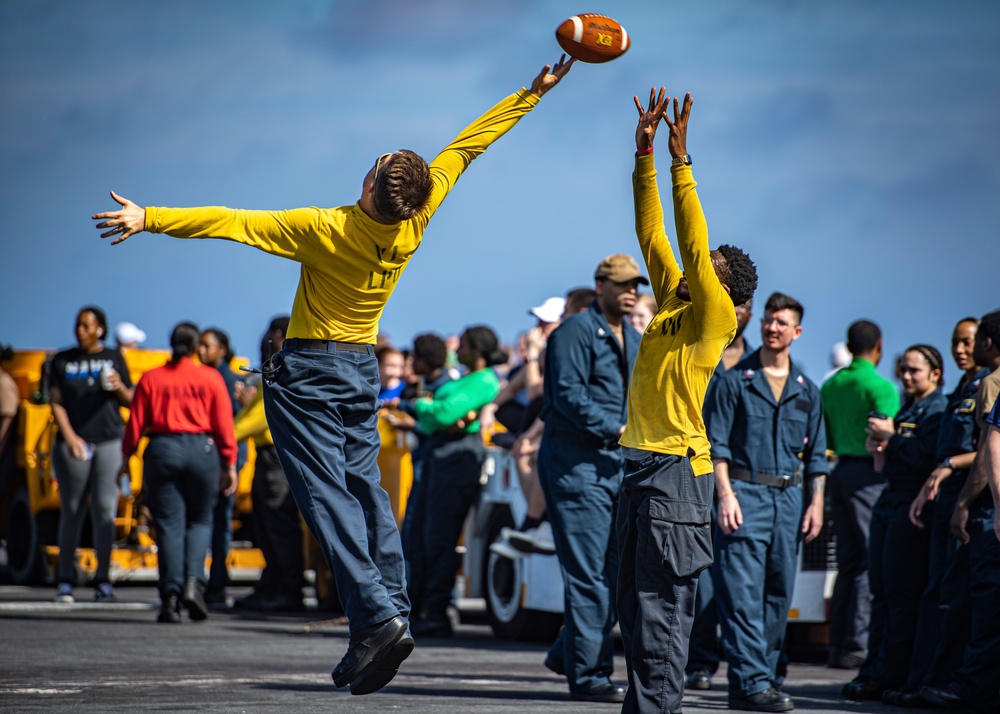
[
  {"xmin": 412, "ymin": 432, "xmax": 485, "ymax": 620},
  {"xmin": 859, "ymin": 488, "xmax": 931, "ymax": 687},
  {"xmin": 617, "ymin": 452, "xmax": 713, "ymax": 714},
  {"xmin": 143, "ymin": 433, "xmax": 219, "ymax": 598},
  {"xmin": 686, "ymin": 500, "xmax": 722, "ymax": 677},
  {"xmin": 250, "ymin": 444, "xmax": 305, "ymax": 601},
  {"xmin": 917, "ymin": 482, "xmax": 971, "ymax": 688},
  {"xmin": 950, "ymin": 499, "xmax": 1000, "ymax": 710},
  {"xmin": 827, "ymin": 456, "xmax": 884, "ymax": 656},
  {"xmin": 538, "ymin": 433, "xmax": 622, "ymax": 695},
  {"xmin": 263, "ymin": 346, "xmax": 407, "ymax": 633},
  {"xmin": 714, "ymin": 481, "xmax": 802, "ymax": 698}
]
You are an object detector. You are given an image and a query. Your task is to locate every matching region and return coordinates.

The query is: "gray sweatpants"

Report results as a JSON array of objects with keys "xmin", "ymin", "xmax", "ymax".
[{"xmin": 52, "ymin": 438, "xmax": 122, "ymax": 584}]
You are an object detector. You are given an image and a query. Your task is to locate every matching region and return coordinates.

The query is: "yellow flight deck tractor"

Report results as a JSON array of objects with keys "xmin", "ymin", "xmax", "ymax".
[
  {"xmin": 0, "ymin": 348, "xmax": 265, "ymax": 585},
  {"xmin": 0, "ymin": 347, "xmax": 416, "ymax": 601}
]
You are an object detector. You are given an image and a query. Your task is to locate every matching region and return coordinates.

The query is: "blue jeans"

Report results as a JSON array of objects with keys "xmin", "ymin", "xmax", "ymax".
[
  {"xmin": 714, "ymin": 481, "xmax": 802, "ymax": 698},
  {"xmin": 263, "ymin": 344, "xmax": 407, "ymax": 633},
  {"xmin": 617, "ymin": 451, "xmax": 713, "ymax": 714},
  {"xmin": 537, "ymin": 432, "xmax": 622, "ymax": 694},
  {"xmin": 143, "ymin": 433, "xmax": 219, "ymax": 597}
]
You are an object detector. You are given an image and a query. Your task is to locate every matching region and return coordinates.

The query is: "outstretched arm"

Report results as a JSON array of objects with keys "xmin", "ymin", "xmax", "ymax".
[
  {"xmin": 632, "ymin": 87, "xmax": 681, "ymax": 305},
  {"xmin": 529, "ymin": 55, "xmax": 575, "ymax": 98},
  {"xmin": 93, "ymin": 191, "xmax": 146, "ymax": 246}
]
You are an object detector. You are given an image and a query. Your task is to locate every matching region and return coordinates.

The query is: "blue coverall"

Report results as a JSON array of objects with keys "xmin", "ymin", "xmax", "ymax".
[{"xmin": 705, "ymin": 350, "xmax": 828, "ymax": 698}]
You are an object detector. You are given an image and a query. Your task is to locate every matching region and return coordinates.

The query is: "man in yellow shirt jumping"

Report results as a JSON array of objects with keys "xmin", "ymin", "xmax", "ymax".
[
  {"xmin": 616, "ymin": 88, "xmax": 759, "ymax": 714},
  {"xmin": 93, "ymin": 55, "xmax": 574, "ymax": 696}
]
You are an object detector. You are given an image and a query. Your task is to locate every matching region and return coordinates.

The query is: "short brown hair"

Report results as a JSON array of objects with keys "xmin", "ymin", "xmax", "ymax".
[
  {"xmin": 764, "ymin": 292, "xmax": 804, "ymax": 324},
  {"xmin": 374, "ymin": 150, "xmax": 432, "ymax": 222}
]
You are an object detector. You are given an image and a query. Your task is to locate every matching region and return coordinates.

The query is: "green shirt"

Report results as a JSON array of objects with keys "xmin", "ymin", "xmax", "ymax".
[
  {"xmin": 820, "ymin": 357, "xmax": 900, "ymax": 458},
  {"xmin": 413, "ymin": 368, "xmax": 500, "ymax": 435}
]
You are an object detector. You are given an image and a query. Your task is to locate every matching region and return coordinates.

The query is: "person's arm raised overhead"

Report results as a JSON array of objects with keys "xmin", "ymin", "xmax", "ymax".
[{"xmin": 631, "ymin": 87, "xmax": 681, "ymax": 306}]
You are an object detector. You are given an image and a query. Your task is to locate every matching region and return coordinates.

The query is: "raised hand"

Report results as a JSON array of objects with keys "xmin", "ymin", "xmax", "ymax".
[
  {"xmin": 93, "ymin": 191, "xmax": 146, "ymax": 245},
  {"xmin": 530, "ymin": 55, "xmax": 575, "ymax": 98},
  {"xmin": 634, "ymin": 87, "xmax": 669, "ymax": 151},
  {"xmin": 662, "ymin": 92, "xmax": 693, "ymax": 159}
]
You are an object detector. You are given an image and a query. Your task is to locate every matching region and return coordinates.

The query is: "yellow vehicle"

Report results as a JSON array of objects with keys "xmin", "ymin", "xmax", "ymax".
[
  {"xmin": 0, "ymin": 348, "xmax": 415, "ymax": 592},
  {"xmin": 0, "ymin": 348, "xmax": 265, "ymax": 585}
]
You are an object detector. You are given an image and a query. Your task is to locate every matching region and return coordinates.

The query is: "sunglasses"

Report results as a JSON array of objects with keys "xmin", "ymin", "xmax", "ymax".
[{"xmin": 373, "ymin": 152, "xmax": 393, "ymax": 187}]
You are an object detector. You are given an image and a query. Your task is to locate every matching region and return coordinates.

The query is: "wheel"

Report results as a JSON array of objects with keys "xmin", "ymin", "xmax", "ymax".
[
  {"xmin": 483, "ymin": 510, "xmax": 562, "ymax": 642},
  {"xmin": 5, "ymin": 487, "xmax": 47, "ymax": 584}
]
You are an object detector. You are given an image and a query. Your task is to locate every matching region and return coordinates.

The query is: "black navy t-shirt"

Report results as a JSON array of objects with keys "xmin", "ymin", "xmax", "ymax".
[{"xmin": 50, "ymin": 346, "xmax": 132, "ymax": 442}]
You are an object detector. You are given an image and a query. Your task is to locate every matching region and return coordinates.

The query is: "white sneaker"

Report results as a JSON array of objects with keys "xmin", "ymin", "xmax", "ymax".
[
  {"xmin": 490, "ymin": 535, "xmax": 526, "ymax": 560},
  {"xmin": 507, "ymin": 522, "xmax": 556, "ymax": 555},
  {"xmin": 489, "ymin": 528, "xmax": 527, "ymax": 559},
  {"xmin": 54, "ymin": 583, "xmax": 74, "ymax": 603}
]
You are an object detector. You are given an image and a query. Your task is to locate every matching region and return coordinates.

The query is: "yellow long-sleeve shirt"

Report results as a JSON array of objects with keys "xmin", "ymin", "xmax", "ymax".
[
  {"xmin": 233, "ymin": 390, "xmax": 271, "ymax": 447},
  {"xmin": 619, "ymin": 155, "xmax": 737, "ymax": 476},
  {"xmin": 144, "ymin": 89, "xmax": 541, "ymax": 344}
]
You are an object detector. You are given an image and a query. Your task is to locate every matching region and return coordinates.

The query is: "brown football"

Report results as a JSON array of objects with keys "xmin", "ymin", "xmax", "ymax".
[{"xmin": 555, "ymin": 13, "xmax": 630, "ymax": 64}]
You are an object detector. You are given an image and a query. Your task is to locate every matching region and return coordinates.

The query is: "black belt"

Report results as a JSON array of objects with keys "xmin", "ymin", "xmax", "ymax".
[
  {"xmin": 547, "ymin": 426, "xmax": 620, "ymax": 450},
  {"xmin": 286, "ymin": 338, "xmax": 371, "ymax": 354},
  {"xmin": 729, "ymin": 467, "xmax": 802, "ymax": 490}
]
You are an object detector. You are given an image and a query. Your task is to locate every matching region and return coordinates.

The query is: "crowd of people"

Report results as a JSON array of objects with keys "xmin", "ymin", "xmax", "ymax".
[{"xmin": 0, "ymin": 49, "xmax": 973, "ymax": 713}]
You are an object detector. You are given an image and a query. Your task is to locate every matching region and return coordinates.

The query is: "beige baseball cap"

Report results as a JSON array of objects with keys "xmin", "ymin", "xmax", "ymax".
[{"xmin": 594, "ymin": 254, "xmax": 649, "ymax": 284}]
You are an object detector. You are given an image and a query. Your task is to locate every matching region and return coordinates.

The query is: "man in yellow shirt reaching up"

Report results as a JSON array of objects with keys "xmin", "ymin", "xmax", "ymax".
[
  {"xmin": 93, "ymin": 55, "xmax": 574, "ymax": 696},
  {"xmin": 616, "ymin": 88, "xmax": 759, "ymax": 714}
]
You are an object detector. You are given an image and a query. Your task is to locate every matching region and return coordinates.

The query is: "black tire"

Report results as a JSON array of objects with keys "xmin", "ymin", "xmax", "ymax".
[
  {"xmin": 5, "ymin": 487, "xmax": 46, "ymax": 584},
  {"xmin": 483, "ymin": 509, "xmax": 562, "ymax": 642}
]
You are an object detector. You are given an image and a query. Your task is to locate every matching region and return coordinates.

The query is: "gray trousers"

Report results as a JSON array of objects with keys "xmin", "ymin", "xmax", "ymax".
[{"xmin": 52, "ymin": 438, "xmax": 122, "ymax": 584}]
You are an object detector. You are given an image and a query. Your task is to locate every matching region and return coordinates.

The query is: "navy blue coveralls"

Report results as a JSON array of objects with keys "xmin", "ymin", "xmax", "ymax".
[
  {"xmin": 537, "ymin": 301, "xmax": 640, "ymax": 695},
  {"xmin": 913, "ymin": 367, "xmax": 990, "ymax": 688},
  {"xmin": 857, "ymin": 389, "xmax": 946, "ymax": 689},
  {"xmin": 705, "ymin": 351, "xmax": 828, "ymax": 698},
  {"xmin": 944, "ymin": 397, "xmax": 1000, "ymax": 711},
  {"xmin": 686, "ymin": 339, "xmax": 753, "ymax": 680}
]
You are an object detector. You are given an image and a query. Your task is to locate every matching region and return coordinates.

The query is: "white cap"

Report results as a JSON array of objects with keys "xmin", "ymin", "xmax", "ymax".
[
  {"xmin": 528, "ymin": 297, "xmax": 565, "ymax": 324},
  {"xmin": 831, "ymin": 341, "xmax": 851, "ymax": 369},
  {"xmin": 115, "ymin": 321, "xmax": 147, "ymax": 346}
]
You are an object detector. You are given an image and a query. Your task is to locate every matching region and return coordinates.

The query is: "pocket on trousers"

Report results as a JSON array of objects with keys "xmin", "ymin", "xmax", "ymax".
[{"xmin": 640, "ymin": 497, "xmax": 713, "ymax": 579}]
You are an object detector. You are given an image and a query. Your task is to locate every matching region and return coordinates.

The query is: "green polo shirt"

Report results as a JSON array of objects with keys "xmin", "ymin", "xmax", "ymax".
[{"xmin": 820, "ymin": 357, "xmax": 900, "ymax": 458}]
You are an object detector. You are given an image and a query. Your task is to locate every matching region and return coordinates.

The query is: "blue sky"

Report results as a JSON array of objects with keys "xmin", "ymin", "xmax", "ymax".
[{"xmin": 2, "ymin": 0, "xmax": 998, "ymax": 387}]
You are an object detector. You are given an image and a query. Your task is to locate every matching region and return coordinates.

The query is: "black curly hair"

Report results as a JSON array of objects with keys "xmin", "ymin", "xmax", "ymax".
[
  {"xmin": 978, "ymin": 309, "xmax": 1000, "ymax": 348},
  {"xmin": 716, "ymin": 244, "xmax": 758, "ymax": 307}
]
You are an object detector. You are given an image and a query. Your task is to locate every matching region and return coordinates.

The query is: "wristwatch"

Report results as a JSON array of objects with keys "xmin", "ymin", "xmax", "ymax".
[
  {"xmin": 671, "ymin": 154, "xmax": 692, "ymax": 166},
  {"xmin": 942, "ymin": 457, "xmax": 954, "ymax": 469}
]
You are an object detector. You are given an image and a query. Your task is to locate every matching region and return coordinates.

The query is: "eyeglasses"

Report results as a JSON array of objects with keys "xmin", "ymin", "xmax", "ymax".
[
  {"xmin": 373, "ymin": 152, "xmax": 393, "ymax": 187},
  {"xmin": 760, "ymin": 315, "xmax": 795, "ymax": 330}
]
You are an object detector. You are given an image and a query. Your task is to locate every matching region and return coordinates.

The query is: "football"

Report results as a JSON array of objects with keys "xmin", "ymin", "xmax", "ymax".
[{"xmin": 555, "ymin": 13, "xmax": 630, "ymax": 64}]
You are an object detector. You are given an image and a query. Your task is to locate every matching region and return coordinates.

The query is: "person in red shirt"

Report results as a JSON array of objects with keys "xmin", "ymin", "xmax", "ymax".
[{"xmin": 121, "ymin": 322, "xmax": 237, "ymax": 623}]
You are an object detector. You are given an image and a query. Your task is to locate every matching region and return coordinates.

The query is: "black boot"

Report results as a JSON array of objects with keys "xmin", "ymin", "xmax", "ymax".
[
  {"xmin": 182, "ymin": 577, "xmax": 208, "ymax": 621},
  {"xmin": 157, "ymin": 592, "xmax": 181, "ymax": 623}
]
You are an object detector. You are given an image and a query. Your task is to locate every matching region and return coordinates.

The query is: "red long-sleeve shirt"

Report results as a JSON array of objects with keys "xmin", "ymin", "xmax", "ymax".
[{"xmin": 122, "ymin": 357, "xmax": 237, "ymax": 467}]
